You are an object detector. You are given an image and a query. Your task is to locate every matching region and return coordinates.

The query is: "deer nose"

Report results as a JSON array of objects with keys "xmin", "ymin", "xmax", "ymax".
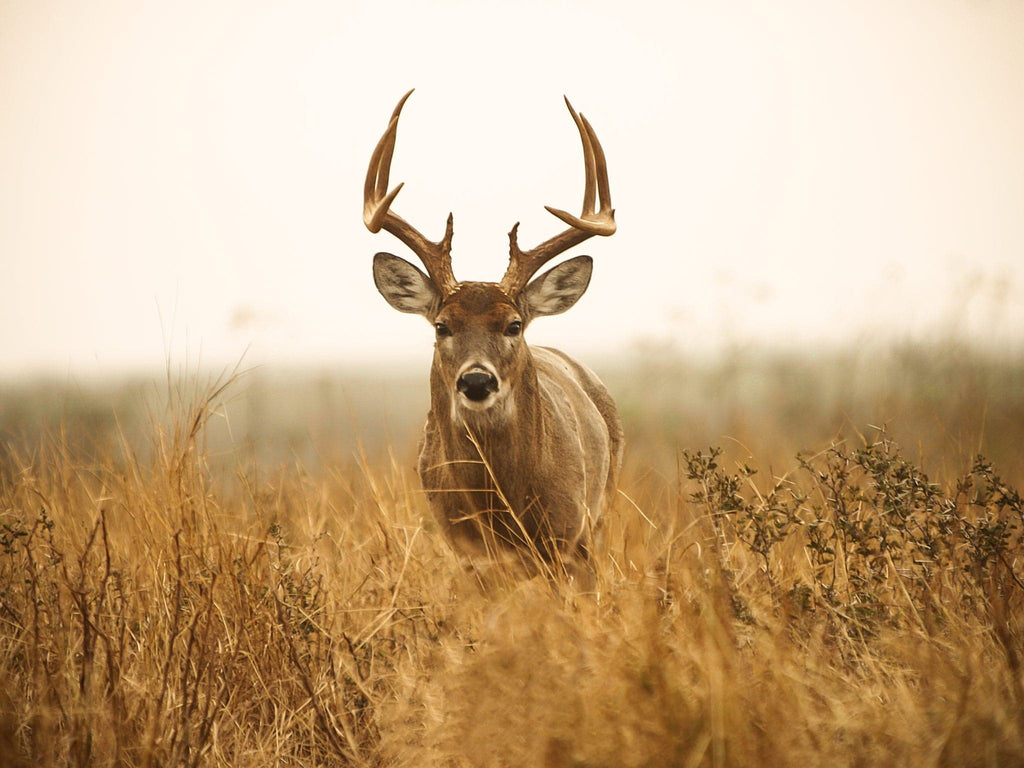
[{"xmin": 457, "ymin": 370, "xmax": 499, "ymax": 402}]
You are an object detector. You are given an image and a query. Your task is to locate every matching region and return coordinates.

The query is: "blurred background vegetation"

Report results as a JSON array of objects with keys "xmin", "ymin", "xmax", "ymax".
[{"xmin": 3, "ymin": 341, "xmax": 1021, "ymax": 487}]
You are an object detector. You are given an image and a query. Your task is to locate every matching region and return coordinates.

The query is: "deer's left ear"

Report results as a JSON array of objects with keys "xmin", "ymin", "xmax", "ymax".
[{"xmin": 521, "ymin": 255, "xmax": 593, "ymax": 318}]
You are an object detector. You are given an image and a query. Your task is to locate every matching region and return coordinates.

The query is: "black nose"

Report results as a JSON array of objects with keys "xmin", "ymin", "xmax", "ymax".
[{"xmin": 457, "ymin": 370, "xmax": 499, "ymax": 402}]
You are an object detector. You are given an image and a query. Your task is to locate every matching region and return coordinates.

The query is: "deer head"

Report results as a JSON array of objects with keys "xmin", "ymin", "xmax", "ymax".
[{"xmin": 365, "ymin": 90, "xmax": 615, "ymax": 419}]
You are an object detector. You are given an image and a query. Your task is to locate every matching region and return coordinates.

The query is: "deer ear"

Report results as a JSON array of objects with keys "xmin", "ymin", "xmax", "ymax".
[
  {"xmin": 373, "ymin": 253, "xmax": 441, "ymax": 316},
  {"xmin": 521, "ymin": 255, "xmax": 593, "ymax": 318}
]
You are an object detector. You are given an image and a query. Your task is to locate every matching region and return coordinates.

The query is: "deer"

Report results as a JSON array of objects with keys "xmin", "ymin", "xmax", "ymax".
[{"xmin": 363, "ymin": 90, "xmax": 622, "ymax": 569}]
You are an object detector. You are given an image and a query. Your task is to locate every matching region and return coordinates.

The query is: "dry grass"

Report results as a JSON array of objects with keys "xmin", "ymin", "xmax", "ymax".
[{"xmin": 1, "ymin": 350, "xmax": 1023, "ymax": 766}]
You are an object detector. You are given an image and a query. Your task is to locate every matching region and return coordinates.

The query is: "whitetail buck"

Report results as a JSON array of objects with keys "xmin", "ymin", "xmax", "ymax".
[{"xmin": 364, "ymin": 91, "xmax": 622, "ymax": 565}]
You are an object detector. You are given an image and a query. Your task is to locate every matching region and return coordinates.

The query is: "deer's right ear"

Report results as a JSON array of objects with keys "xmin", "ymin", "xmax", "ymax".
[{"xmin": 373, "ymin": 252, "xmax": 441, "ymax": 317}]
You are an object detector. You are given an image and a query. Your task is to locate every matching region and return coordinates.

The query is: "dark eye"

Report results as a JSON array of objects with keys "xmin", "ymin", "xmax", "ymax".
[
  {"xmin": 505, "ymin": 320, "xmax": 522, "ymax": 337},
  {"xmin": 435, "ymin": 321, "xmax": 452, "ymax": 338}
]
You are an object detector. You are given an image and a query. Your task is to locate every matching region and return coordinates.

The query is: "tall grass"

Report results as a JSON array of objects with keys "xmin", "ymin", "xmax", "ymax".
[{"xmin": 1, "ymin": 349, "xmax": 1022, "ymax": 766}]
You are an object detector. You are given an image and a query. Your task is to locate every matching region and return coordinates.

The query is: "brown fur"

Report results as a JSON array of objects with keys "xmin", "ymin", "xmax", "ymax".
[
  {"xmin": 417, "ymin": 283, "xmax": 623, "ymax": 562},
  {"xmin": 365, "ymin": 94, "xmax": 622, "ymax": 565}
]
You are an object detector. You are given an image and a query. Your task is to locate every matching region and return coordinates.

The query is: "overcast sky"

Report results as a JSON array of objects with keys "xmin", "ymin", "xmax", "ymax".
[{"xmin": 1, "ymin": 0, "xmax": 1022, "ymax": 378}]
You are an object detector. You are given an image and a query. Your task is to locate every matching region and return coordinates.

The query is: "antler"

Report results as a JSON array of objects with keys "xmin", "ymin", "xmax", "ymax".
[
  {"xmin": 364, "ymin": 89, "xmax": 458, "ymax": 295},
  {"xmin": 499, "ymin": 97, "xmax": 616, "ymax": 296}
]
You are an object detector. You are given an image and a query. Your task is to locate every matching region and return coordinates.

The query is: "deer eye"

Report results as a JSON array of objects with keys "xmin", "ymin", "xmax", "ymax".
[
  {"xmin": 505, "ymin": 320, "xmax": 522, "ymax": 337},
  {"xmin": 435, "ymin": 322, "xmax": 452, "ymax": 338}
]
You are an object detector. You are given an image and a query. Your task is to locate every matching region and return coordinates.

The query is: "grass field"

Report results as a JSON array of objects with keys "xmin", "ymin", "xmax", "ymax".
[{"xmin": 1, "ymin": 343, "xmax": 1022, "ymax": 766}]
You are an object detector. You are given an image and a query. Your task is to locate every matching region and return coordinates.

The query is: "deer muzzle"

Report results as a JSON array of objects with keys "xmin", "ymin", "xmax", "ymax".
[{"xmin": 456, "ymin": 369, "xmax": 499, "ymax": 403}]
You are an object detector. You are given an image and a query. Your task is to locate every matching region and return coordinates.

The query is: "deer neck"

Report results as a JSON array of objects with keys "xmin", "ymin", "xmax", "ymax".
[{"xmin": 430, "ymin": 348, "xmax": 543, "ymax": 458}]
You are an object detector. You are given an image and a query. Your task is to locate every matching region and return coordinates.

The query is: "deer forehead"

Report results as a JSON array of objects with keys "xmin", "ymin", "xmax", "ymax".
[{"xmin": 438, "ymin": 283, "xmax": 519, "ymax": 327}]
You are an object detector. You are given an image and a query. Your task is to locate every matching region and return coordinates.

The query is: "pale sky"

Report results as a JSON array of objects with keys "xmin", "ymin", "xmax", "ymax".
[{"xmin": 1, "ymin": 0, "xmax": 1023, "ymax": 378}]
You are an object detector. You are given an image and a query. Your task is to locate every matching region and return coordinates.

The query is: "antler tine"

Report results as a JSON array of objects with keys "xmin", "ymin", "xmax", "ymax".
[
  {"xmin": 500, "ymin": 97, "xmax": 616, "ymax": 296},
  {"xmin": 363, "ymin": 89, "xmax": 458, "ymax": 294},
  {"xmin": 363, "ymin": 90, "xmax": 410, "ymax": 230}
]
